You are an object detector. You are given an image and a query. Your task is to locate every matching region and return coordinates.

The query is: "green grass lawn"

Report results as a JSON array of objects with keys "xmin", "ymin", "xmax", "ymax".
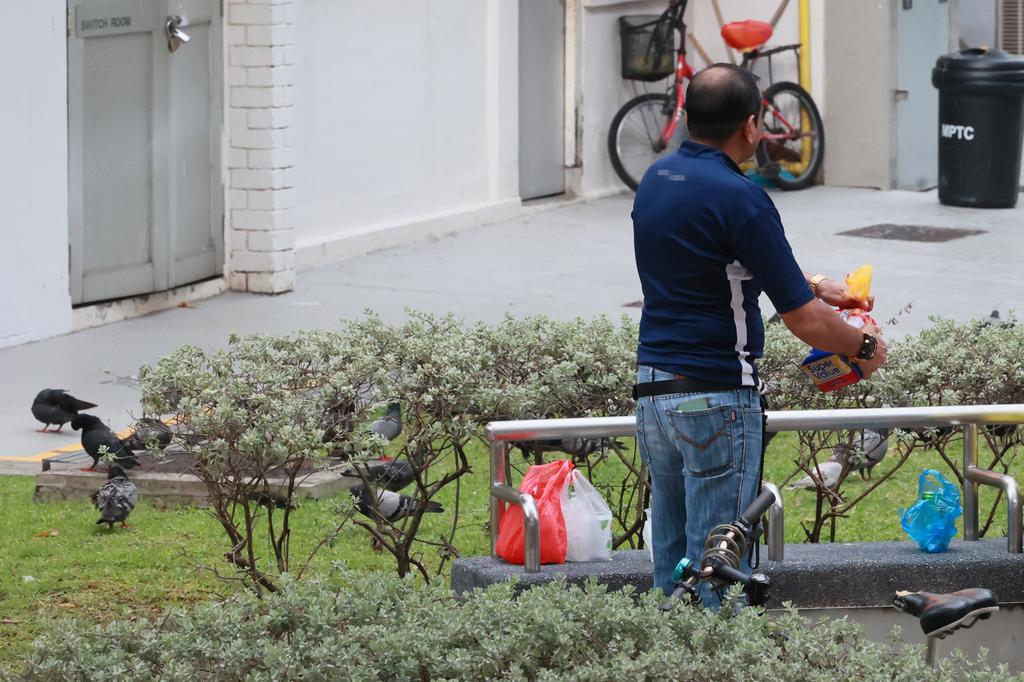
[{"xmin": 0, "ymin": 432, "xmax": 1014, "ymax": 666}]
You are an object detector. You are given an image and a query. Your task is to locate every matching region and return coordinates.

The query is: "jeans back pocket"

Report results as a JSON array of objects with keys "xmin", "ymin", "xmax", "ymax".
[{"xmin": 666, "ymin": 404, "xmax": 737, "ymax": 477}]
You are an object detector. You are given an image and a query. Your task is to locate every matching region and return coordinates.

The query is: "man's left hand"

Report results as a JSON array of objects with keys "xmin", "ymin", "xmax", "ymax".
[{"xmin": 816, "ymin": 278, "xmax": 874, "ymax": 312}]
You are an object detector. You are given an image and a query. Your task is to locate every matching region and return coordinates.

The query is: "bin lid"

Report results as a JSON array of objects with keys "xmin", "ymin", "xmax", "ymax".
[{"xmin": 933, "ymin": 47, "xmax": 1024, "ymax": 93}]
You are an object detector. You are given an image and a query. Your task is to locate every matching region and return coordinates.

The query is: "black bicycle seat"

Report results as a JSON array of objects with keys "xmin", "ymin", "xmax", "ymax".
[{"xmin": 893, "ymin": 588, "xmax": 999, "ymax": 639}]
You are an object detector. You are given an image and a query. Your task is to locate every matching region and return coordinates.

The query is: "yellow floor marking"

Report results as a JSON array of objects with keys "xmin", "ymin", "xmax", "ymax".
[{"xmin": 2, "ymin": 421, "xmax": 174, "ymax": 463}]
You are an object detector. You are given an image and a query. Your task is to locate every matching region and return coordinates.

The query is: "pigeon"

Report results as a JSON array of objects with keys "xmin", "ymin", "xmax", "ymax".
[
  {"xmin": 321, "ymin": 404, "xmax": 355, "ymax": 444},
  {"xmin": 369, "ymin": 402, "xmax": 402, "ymax": 441},
  {"xmin": 349, "ymin": 484, "xmax": 442, "ymax": 522},
  {"xmin": 512, "ymin": 438, "xmax": 621, "ymax": 464},
  {"xmin": 91, "ymin": 464, "xmax": 138, "ymax": 529},
  {"xmin": 979, "ymin": 309, "xmax": 1014, "ymax": 329},
  {"xmin": 247, "ymin": 490, "xmax": 297, "ymax": 511},
  {"xmin": 344, "ymin": 458, "xmax": 416, "ymax": 492},
  {"xmin": 787, "ymin": 458, "xmax": 845, "ymax": 491},
  {"xmin": 122, "ymin": 418, "xmax": 172, "ymax": 451},
  {"xmin": 31, "ymin": 389, "xmax": 97, "ymax": 432},
  {"xmin": 787, "ymin": 443, "xmax": 853, "ymax": 492},
  {"xmin": 835, "ymin": 428, "xmax": 889, "ymax": 480},
  {"xmin": 912, "ymin": 425, "xmax": 955, "ymax": 446},
  {"xmin": 71, "ymin": 414, "xmax": 139, "ymax": 471}
]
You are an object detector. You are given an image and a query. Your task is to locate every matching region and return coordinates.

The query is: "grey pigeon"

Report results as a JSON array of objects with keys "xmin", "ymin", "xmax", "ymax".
[
  {"xmin": 91, "ymin": 465, "xmax": 138, "ymax": 529},
  {"xmin": 787, "ymin": 443, "xmax": 855, "ymax": 491},
  {"xmin": 71, "ymin": 414, "xmax": 139, "ymax": 471},
  {"xmin": 980, "ymin": 309, "xmax": 1014, "ymax": 329},
  {"xmin": 835, "ymin": 428, "xmax": 889, "ymax": 480},
  {"xmin": 369, "ymin": 402, "xmax": 402, "ymax": 441},
  {"xmin": 344, "ymin": 458, "xmax": 416, "ymax": 491},
  {"xmin": 350, "ymin": 484, "xmax": 442, "ymax": 522},
  {"xmin": 31, "ymin": 389, "xmax": 97, "ymax": 432},
  {"xmin": 787, "ymin": 459, "xmax": 845, "ymax": 491},
  {"xmin": 122, "ymin": 417, "xmax": 172, "ymax": 451}
]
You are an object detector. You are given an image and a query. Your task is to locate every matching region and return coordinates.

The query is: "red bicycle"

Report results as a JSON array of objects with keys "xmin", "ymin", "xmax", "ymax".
[{"xmin": 608, "ymin": 0, "xmax": 824, "ymax": 192}]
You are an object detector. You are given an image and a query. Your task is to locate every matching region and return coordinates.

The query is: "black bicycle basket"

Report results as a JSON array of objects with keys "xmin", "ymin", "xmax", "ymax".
[{"xmin": 618, "ymin": 15, "xmax": 677, "ymax": 82}]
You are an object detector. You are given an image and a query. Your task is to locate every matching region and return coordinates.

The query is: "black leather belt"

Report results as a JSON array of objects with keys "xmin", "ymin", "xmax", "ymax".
[{"xmin": 632, "ymin": 377, "xmax": 742, "ymax": 400}]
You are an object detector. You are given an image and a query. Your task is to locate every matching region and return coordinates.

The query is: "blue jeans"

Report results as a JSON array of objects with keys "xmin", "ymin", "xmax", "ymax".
[{"xmin": 635, "ymin": 365, "xmax": 763, "ymax": 608}]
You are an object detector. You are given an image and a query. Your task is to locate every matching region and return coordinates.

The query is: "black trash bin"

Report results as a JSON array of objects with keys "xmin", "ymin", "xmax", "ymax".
[{"xmin": 932, "ymin": 48, "xmax": 1024, "ymax": 208}]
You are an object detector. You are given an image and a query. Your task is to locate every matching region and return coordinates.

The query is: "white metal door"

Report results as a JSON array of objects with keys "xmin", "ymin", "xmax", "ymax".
[
  {"xmin": 519, "ymin": 0, "xmax": 566, "ymax": 200},
  {"xmin": 68, "ymin": 0, "xmax": 222, "ymax": 305},
  {"xmin": 896, "ymin": 0, "xmax": 952, "ymax": 190}
]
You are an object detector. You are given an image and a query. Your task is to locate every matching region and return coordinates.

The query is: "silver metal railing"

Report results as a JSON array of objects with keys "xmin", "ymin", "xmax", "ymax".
[{"xmin": 488, "ymin": 404, "xmax": 1024, "ymax": 573}]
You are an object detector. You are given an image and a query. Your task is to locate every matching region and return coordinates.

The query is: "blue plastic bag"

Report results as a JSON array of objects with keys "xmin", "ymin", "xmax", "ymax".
[{"xmin": 900, "ymin": 469, "xmax": 962, "ymax": 553}]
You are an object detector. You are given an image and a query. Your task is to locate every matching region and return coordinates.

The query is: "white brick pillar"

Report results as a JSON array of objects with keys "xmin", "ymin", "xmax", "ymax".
[{"xmin": 225, "ymin": 0, "xmax": 297, "ymax": 294}]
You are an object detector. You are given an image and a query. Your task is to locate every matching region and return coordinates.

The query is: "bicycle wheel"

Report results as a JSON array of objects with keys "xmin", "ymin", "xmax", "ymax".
[
  {"xmin": 608, "ymin": 93, "xmax": 687, "ymax": 191},
  {"xmin": 755, "ymin": 81, "xmax": 824, "ymax": 191}
]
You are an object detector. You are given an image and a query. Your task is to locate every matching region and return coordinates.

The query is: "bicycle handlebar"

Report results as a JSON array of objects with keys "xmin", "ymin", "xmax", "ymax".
[{"xmin": 739, "ymin": 488, "xmax": 777, "ymax": 528}]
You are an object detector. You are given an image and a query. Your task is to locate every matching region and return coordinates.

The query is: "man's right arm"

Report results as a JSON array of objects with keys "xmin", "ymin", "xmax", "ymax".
[{"xmin": 726, "ymin": 202, "xmax": 888, "ymax": 376}]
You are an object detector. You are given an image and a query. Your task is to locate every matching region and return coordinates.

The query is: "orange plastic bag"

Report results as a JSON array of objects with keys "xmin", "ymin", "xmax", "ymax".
[
  {"xmin": 842, "ymin": 264, "xmax": 873, "ymax": 306},
  {"xmin": 496, "ymin": 459, "xmax": 574, "ymax": 565}
]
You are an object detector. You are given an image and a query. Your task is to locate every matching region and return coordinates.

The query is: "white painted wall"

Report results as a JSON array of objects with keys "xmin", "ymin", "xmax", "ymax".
[
  {"xmin": 291, "ymin": 0, "xmax": 520, "ymax": 267},
  {"xmin": 960, "ymin": 0, "xmax": 997, "ymax": 47},
  {"xmin": 578, "ymin": 0, "xmax": 679, "ymax": 196},
  {"xmin": 0, "ymin": 0, "xmax": 72, "ymax": 348},
  {"xmin": 823, "ymin": 1, "xmax": 894, "ymax": 190}
]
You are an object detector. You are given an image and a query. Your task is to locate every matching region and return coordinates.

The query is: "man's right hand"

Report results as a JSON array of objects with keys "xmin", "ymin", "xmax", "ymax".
[
  {"xmin": 781, "ymin": 299, "xmax": 889, "ymax": 377},
  {"xmin": 853, "ymin": 322, "xmax": 887, "ymax": 379}
]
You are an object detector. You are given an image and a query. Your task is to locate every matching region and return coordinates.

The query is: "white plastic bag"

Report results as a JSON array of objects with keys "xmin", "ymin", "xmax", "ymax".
[
  {"xmin": 642, "ymin": 507, "xmax": 654, "ymax": 561},
  {"xmin": 563, "ymin": 470, "xmax": 613, "ymax": 562}
]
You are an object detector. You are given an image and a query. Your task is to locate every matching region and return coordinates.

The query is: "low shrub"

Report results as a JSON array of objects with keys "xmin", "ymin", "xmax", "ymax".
[
  {"xmin": 16, "ymin": 569, "xmax": 1017, "ymax": 681},
  {"xmin": 129, "ymin": 311, "xmax": 1023, "ymax": 584}
]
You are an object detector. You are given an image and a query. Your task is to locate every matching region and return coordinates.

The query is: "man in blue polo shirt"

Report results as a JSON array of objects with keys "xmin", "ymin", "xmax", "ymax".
[{"xmin": 633, "ymin": 64, "xmax": 887, "ymax": 606}]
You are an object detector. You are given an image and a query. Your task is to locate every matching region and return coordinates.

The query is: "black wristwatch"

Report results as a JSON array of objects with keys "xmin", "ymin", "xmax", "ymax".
[{"xmin": 855, "ymin": 333, "xmax": 877, "ymax": 361}]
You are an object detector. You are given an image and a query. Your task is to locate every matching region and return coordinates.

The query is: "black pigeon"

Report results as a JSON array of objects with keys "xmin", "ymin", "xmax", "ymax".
[
  {"xmin": 247, "ymin": 490, "xmax": 297, "ymax": 511},
  {"xmin": 344, "ymin": 458, "xmax": 416, "ymax": 492},
  {"xmin": 122, "ymin": 417, "xmax": 172, "ymax": 451},
  {"xmin": 321, "ymin": 401, "xmax": 355, "ymax": 444},
  {"xmin": 350, "ymin": 484, "xmax": 442, "ymax": 522},
  {"xmin": 512, "ymin": 437, "xmax": 622, "ymax": 464},
  {"xmin": 31, "ymin": 389, "xmax": 97, "ymax": 432},
  {"xmin": 91, "ymin": 464, "xmax": 138, "ymax": 529},
  {"xmin": 71, "ymin": 414, "xmax": 139, "ymax": 471},
  {"xmin": 369, "ymin": 402, "xmax": 402, "ymax": 441}
]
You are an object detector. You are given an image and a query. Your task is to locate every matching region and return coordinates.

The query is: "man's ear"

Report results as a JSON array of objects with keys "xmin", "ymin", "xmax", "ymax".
[{"xmin": 744, "ymin": 114, "xmax": 759, "ymax": 142}]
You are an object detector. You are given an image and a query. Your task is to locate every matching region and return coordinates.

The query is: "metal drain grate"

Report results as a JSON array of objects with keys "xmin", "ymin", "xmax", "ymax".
[{"xmin": 838, "ymin": 224, "xmax": 987, "ymax": 242}]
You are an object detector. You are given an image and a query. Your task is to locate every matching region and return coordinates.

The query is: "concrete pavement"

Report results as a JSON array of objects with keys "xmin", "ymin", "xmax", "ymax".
[{"xmin": 3, "ymin": 187, "xmax": 1022, "ymax": 471}]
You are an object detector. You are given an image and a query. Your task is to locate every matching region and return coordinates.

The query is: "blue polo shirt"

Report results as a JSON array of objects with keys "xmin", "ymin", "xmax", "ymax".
[{"xmin": 632, "ymin": 140, "xmax": 813, "ymax": 386}]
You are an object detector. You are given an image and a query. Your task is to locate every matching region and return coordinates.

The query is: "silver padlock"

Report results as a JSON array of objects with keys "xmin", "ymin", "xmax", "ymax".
[{"xmin": 165, "ymin": 16, "xmax": 190, "ymax": 53}]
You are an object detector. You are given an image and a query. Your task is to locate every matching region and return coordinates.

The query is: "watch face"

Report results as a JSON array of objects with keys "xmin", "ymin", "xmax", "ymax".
[{"xmin": 858, "ymin": 334, "xmax": 876, "ymax": 360}]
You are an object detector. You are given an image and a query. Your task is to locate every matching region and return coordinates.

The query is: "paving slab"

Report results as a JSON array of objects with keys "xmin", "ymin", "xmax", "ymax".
[{"xmin": 3, "ymin": 187, "xmax": 1022, "ymax": 471}]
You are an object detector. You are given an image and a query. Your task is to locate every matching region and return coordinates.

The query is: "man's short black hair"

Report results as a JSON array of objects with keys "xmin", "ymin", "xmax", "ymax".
[{"xmin": 684, "ymin": 64, "xmax": 761, "ymax": 142}]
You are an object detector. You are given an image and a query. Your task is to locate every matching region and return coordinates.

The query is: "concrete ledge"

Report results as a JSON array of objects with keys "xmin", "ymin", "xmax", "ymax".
[
  {"xmin": 34, "ymin": 466, "xmax": 355, "ymax": 509},
  {"xmin": 452, "ymin": 538, "xmax": 1024, "ymax": 608},
  {"xmin": 452, "ymin": 551, "xmax": 655, "ymax": 596}
]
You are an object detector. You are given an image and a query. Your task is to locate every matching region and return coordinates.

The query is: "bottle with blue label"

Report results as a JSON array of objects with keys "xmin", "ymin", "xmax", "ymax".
[
  {"xmin": 799, "ymin": 264, "xmax": 877, "ymax": 393},
  {"xmin": 800, "ymin": 310, "xmax": 870, "ymax": 392}
]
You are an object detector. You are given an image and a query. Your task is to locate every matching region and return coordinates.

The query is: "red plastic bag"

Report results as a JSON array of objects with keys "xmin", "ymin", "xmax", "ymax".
[{"xmin": 496, "ymin": 459, "xmax": 574, "ymax": 565}]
